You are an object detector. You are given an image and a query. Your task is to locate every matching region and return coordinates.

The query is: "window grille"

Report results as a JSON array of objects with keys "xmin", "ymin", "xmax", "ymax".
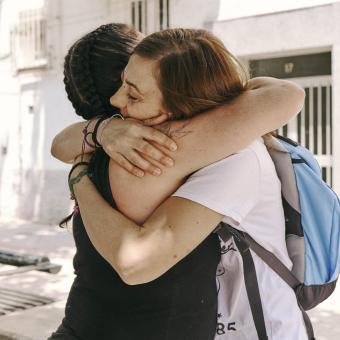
[
  {"xmin": 278, "ymin": 77, "xmax": 333, "ymax": 186},
  {"xmin": 131, "ymin": 1, "xmax": 147, "ymax": 33},
  {"xmin": 159, "ymin": 0, "xmax": 170, "ymax": 30},
  {"xmin": 249, "ymin": 53, "xmax": 333, "ymax": 187},
  {"xmin": 10, "ymin": 8, "xmax": 47, "ymax": 71}
]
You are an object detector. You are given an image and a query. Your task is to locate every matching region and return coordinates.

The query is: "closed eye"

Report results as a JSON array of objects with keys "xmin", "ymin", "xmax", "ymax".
[{"xmin": 127, "ymin": 94, "xmax": 138, "ymax": 101}]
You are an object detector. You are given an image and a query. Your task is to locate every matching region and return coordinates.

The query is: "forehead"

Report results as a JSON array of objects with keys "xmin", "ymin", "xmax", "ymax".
[{"xmin": 125, "ymin": 54, "xmax": 159, "ymax": 94}]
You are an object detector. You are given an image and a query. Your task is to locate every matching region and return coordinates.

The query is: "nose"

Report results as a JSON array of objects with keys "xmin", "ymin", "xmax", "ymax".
[{"xmin": 110, "ymin": 84, "xmax": 128, "ymax": 112}]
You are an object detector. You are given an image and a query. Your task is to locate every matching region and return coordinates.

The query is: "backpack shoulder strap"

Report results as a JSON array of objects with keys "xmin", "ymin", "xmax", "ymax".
[
  {"xmin": 244, "ymin": 231, "xmax": 315, "ymax": 339},
  {"xmin": 226, "ymin": 226, "xmax": 268, "ymax": 340},
  {"xmin": 216, "ymin": 223, "xmax": 315, "ymax": 340},
  {"xmin": 243, "ymin": 233, "xmax": 301, "ymax": 289},
  {"xmin": 216, "ymin": 222, "xmax": 301, "ymax": 289}
]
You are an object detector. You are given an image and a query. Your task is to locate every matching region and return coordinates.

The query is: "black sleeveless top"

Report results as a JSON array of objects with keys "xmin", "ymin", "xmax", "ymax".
[{"xmin": 64, "ymin": 148, "xmax": 220, "ymax": 340}]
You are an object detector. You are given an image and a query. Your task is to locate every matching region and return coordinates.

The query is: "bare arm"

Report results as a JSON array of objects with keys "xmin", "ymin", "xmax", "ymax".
[
  {"xmin": 105, "ymin": 77, "xmax": 304, "ymax": 223},
  {"xmin": 152, "ymin": 77, "xmax": 305, "ymax": 173},
  {"xmin": 50, "ymin": 116, "xmax": 177, "ymax": 169},
  {"xmin": 69, "ymin": 78, "xmax": 305, "ymax": 284},
  {"xmin": 51, "ymin": 77, "xmax": 305, "ymax": 173},
  {"xmin": 71, "ymin": 162, "xmax": 223, "ymax": 285}
]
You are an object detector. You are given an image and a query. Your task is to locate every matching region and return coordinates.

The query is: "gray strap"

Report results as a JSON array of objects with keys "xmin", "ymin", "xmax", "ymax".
[
  {"xmin": 216, "ymin": 223, "xmax": 315, "ymax": 340},
  {"xmin": 244, "ymin": 233, "xmax": 316, "ymax": 340},
  {"xmin": 243, "ymin": 233, "xmax": 301, "ymax": 289},
  {"xmin": 216, "ymin": 223, "xmax": 300, "ymax": 289},
  {"xmin": 300, "ymin": 307, "xmax": 316, "ymax": 340}
]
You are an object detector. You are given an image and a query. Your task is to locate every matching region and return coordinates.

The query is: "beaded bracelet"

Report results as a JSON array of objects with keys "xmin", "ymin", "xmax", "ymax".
[{"xmin": 82, "ymin": 119, "xmax": 96, "ymax": 149}]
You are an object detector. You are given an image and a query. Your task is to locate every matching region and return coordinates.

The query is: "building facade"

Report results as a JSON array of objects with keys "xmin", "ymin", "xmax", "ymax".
[
  {"xmin": 0, "ymin": 0, "xmax": 339, "ymax": 224},
  {"xmin": 212, "ymin": 3, "xmax": 340, "ymax": 192}
]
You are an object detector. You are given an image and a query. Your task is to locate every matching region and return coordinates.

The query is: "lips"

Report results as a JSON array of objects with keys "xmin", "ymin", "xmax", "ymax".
[{"xmin": 120, "ymin": 107, "xmax": 128, "ymax": 118}]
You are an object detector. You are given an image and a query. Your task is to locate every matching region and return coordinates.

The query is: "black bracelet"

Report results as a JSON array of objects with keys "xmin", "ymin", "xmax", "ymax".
[
  {"xmin": 92, "ymin": 116, "xmax": 108, "ymax": 148},
  {"xmin": 68, "ymin": 161, "xmax": 90, "ymax": 182}
]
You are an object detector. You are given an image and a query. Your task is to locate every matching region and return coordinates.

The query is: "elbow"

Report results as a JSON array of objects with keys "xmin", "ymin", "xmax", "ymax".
[
  {"xmin": 110, "ymin": 225, "xmax": 173, "ymax": 285},
  {"xmin": 50, "ymin": 136, "xmax": 72, "ymax": 163},
  {"xmin": 50, "ymin": 137, "xmax": 59, "ymax": 159},
  {"xmin": 111, "ymin": 245, "xmax": 159, "ymax": 285},
  {"xmin": 280, "ymin": 80, "xmax": 306, "ymax": 119}
]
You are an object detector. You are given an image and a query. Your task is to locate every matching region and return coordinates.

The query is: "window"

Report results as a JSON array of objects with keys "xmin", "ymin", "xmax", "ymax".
[
  {"xmin": 250, "ymin": 53, "xmax": 334, "ymax": 187},
  {"xmin": 10, "ymin": 8, "xmax": 47, "ymax": 71},
  {"xmin": 159, "ymin": 0, "xmax": 169, "ymax": 30},
  {"xmin": 131, "ymin": 1, "xmax": 147, "ymax": 33}
]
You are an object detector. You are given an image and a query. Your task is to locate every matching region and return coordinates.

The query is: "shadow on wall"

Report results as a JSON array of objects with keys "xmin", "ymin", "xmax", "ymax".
[
  {"xmin": 19, "ymin": 76, "xmax": 73, "ymax": 225},
  {"xmin": 0, "ymin": 5, "xmax": 227, "ymax": 224},
  {"xmin": 0, "ymin": 74, "xmax": 74, "ymax": 224}
]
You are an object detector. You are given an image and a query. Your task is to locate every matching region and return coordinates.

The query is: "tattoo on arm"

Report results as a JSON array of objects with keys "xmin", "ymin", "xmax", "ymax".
[{"xmin": 157, "ymin": 121, "xmax": 193, "ymax": 139}]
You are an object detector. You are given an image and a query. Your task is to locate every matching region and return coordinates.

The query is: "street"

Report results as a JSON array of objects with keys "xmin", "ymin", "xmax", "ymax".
[{"xmin": 0, "ymin": 218, "xmax": 339, "ymax": 340}]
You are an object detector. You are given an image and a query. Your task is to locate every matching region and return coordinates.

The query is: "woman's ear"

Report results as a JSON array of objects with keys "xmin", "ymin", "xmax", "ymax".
[{"xmin": 143, "ymin": 112, "xmax": 172, "ymax": 126}]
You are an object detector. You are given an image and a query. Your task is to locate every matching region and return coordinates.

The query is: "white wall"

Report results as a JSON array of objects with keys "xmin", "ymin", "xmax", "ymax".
[
  {"xmin": 1, "ymin": 0, "xmax": 339, "ymax": 223},
  {"xmin": 170, "ymin": 0, "xmax": 221, "ymax": 29},
  {"xmin": 0, "ymin": 0, "xmax": 114, "ymax": 223},
  {"xmin": 212, "ymin": 3, "xmax": 340, "ymax": 193}
]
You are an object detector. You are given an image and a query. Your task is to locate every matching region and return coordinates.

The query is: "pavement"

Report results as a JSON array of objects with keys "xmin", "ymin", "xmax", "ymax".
[
  {"xmin": 0, "ymin": 218, "xmax": 339, "ymax": 340},
  {"xmin": 0, "ymin": 218, "xmax": 75, "ymax": 340}
]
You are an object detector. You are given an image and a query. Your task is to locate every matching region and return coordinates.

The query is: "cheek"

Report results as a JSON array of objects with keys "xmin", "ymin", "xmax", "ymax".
[{"xmin": 125, "ymin": 102, "xmax": 143, "ymax": 119}]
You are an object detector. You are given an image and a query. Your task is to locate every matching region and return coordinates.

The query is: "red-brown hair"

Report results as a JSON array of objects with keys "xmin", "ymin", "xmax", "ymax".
[{"xmin": 134, "ymin": 28, "xmax": 249, "ymax": 119}]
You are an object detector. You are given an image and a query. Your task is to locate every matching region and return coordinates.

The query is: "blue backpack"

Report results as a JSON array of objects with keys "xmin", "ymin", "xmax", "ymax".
[{"xmin": 216, "ymin": 135, "xmax": 340, "ymax": 340}]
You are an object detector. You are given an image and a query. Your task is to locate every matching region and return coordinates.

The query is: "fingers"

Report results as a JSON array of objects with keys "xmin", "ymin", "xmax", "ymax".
[
  {"xmin": 124, "ymin": 150, "xmax": 163, "ymax": 176},
  {"xmin": 143, "ymin": 113, "xmax": 169, "ymax": 126},
  {"xmin": 112, "ymin": 151, "xmax": 163, "ymax": 177},
  {"xmin": 138, "ymin": 141, "xmax": 174, "ymax": 167},
  {"xmin": 101, "ymin": 119, "xmax": 178, "ymax": 176},
  {"xmin": 145, "ymin": 127, "xmax": 178, "ymax": 152},
  {"xmin": 112, "ymin": 153, "xmax": 145, "ymax": 177}
]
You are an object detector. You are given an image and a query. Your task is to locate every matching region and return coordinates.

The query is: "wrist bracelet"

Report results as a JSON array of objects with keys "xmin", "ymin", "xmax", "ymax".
[
  {"xmin": 93, "ymin": 113, "xmax": 125, "ymax": 148},
  {"xmin": 82, "ymin": 119, "xmax": 97, "ymax": 149},
  {"xmin": 92, "ymin": 116, "xmax": 108, "ymax": 148},
  {"xmin": 68, "ymin": 168, "xmax": 89, "ymax": 199}
]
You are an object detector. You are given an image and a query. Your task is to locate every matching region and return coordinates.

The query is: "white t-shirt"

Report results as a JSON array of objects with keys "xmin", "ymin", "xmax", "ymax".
[{"xmin": 173, "ymin": 139, "xmax": 308, "ymax": 340}]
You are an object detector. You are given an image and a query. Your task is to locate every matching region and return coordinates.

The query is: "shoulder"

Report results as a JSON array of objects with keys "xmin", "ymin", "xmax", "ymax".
[
  {"xmin": 188, "ymin": 138, "xmax": 264, "ymax": 180},
  {"xmin": 173, "ymin": 139, "xmax": 265, "ymax": 222}
]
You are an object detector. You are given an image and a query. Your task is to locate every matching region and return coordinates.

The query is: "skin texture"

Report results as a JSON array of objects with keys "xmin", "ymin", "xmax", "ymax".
[
  {"xmin": 66, "ymin": 77, "xmax": 305, "ymax": 285},
  {"xmin": 72, "ymin": 155, "xmax": 224, "ymax": 285},
  {"xmin": 52, "ymin": 77, "xmax": 305, "ymax": 177},
  {"xmin": 110, "ymin": 55, "xmax": 170, "ymax": 123}
]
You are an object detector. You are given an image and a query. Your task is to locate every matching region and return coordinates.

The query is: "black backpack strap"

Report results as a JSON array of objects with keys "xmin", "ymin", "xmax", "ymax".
[
  {"xmin": 276, "ymin": 134, "xmax": 299, "ymax": 146},
  {"xmin": 226, "ymin": 226, "xmax": 268, "ymax": 340}
]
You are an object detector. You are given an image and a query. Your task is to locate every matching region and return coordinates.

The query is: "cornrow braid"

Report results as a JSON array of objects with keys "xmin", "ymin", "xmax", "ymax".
[
  {"xmin": 64, "ymin": 23, "xmax": 140, "ymax": 120},
  {"xmin": 60, "ymin": 23, "xmax": 141, "ymax": 228}
]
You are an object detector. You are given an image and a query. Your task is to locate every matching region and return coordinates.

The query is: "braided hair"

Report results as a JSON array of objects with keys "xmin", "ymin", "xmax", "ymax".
[
  {"xmin": 60, "ymin": 24, "xmax": 140, "ymax": 228},
  {"xmin": 64, "ymin": 23, "xmax": 140, "ymax": 119}
]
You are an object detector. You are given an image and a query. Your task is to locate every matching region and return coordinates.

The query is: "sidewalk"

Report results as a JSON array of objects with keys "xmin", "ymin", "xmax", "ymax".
[
  {"xmin": 0, "ymin": 218, "xmax": 76, "ymax": 340},
  {"xmin": 0, "ymin": 218, "xmax": 339, "ymax": 339}
]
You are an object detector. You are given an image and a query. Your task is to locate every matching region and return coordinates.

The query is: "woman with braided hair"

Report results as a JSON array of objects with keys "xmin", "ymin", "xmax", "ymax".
[{"xmin": 50, "ymin": 25, "xmax": 306, "ymax": 340}]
